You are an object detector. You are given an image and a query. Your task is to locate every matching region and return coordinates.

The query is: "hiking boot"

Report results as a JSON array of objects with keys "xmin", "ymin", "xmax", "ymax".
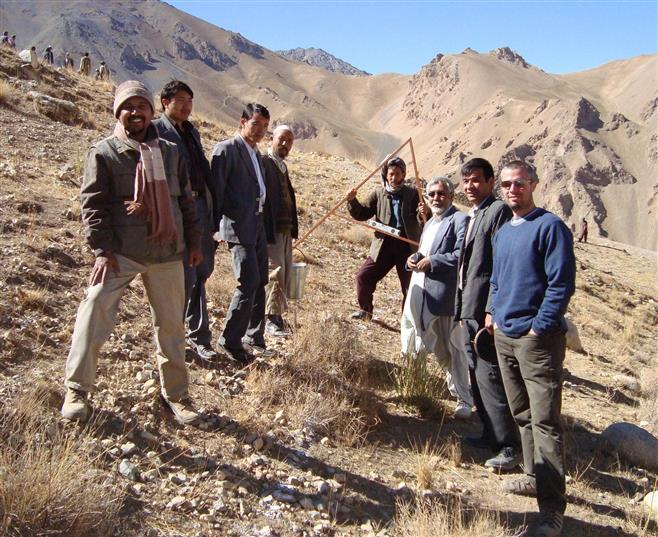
[
  {"xmin": 536, "ymin": 511, "xmax": 563, "ymax": 537},
  {"xmin": 453, "ymin": 401, "xmax": 473, "ymax": 420},
  {"xmin": 350, "ymin": 310, "xmax": 372, "ymax": 321},
  {"xmin": 501, "ymin": 474, "xmax": 537, "ymax": 496},
  {"xmin": 218, "ymin": 343, "xmax": 254, "ymax": 366},
  {"xmin": 61, "ymin": 388, "xmax": 90, "ymax": 422},
  {"xmin": 265, "ymin": 319, "xmax": 290, "ymax": 338},
  {"xmin": 187, "ymin": 339, "xmax": 218, "ymax": 362},
  {"xmin": 164, "ymin": 396, "xmax": 200, "ymax": 426},
  {"xmin": 485, "ymin": 446, "xmax": 522, "ymax": 470}
]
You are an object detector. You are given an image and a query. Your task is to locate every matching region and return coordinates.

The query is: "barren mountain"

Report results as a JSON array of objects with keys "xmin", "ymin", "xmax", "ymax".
[
  {"xmin": 277, "ymin": 47, "xmax": 370, "ymax": 76},
  {"xmin": 1, "ymin": 0, "xmax": 656, "ymax": 250}
]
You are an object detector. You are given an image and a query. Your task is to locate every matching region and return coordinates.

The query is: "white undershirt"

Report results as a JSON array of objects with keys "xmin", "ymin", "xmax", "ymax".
[{"xmin": 239, "ymin": 134, "xmax": 266, "ymax": 213}]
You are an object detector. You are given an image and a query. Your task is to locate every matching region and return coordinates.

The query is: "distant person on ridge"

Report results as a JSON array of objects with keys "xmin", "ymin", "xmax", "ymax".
[
  {"xmin": 489, "ymin": 160, "xmax": 575, "ymax": 537},
  {"xmin": 454, "ymin": 157, "xmax": 522, "ymax": 471},
  {"xmin": 64, "ymin": 52, "xmax": 74, "ymax": 69},
  {"xmin": 30, "ymin": 46, "xmax": 39, "ymax": 69},
  {"xmin": 0, "ymin": 31, "xmax": 9, "ymax": 47},
  {"xmin": 99, "ymin": 61, "xmax": 109, "ymax": 80},
  {"xmin": 9, "ymin": 35, "xmax": 17, "ymax": 49},
  {"xmin": 209, "ymin": 103, "xmax": 276, "ymax": 363},
  {"xmin": 60, "ymin": 80, "xmax": 203, "ymax": 426},
  {"xmin": 153, "ymin": 80, "xmax": 218, "ymax": 362},
  {"xmin": 262, "ymin": 124, "xmax": 298, "ymax": 337},
  {"xmin": 42, "ymin": 45, "xmax": 54, "ymax": 65},
  {"xmin": 400, "ymin": 176, "xmax": 473, "ymax": 419},
  {"xmin": 577, "ymin": 218, "xmax": 588, "ymax": 243},
  {"xmin": 346, "ymin": 156, "xmax": 425, "ymax": 320},
  {"xmin": 79, "ymin": 52, "xmax": 91, "ymax": 76}
]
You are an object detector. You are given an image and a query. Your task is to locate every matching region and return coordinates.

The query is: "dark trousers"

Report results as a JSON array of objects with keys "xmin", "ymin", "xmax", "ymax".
[
  {"xmin": 495, "ymin": 330, "xmax": 567, "ymax": 514},
  {"xmin": 184, "ymin": 197, "xmax": 216, "ymax": 346},
  {"xmin": 461, "ymin": 318, "xmax": 520, "ymax": 450},
  {"xmin": 219, "ymin": 217, "xmax": 268, "ymax": 350},
  {"xmin": 355, "ymin": 237, "xmax": 411, "ymax": 313}
]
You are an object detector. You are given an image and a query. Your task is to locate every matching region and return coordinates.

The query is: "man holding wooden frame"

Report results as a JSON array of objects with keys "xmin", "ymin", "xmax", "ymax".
[{"xmin": 346, "ymin": 157, "xmax": 426, "ymax": 320}]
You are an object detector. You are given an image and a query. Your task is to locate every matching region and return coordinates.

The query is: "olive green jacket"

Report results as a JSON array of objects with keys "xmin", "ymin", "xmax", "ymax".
[
  {"xmin": 347, "ymin": 184, "xmax": 422, "ymax": 261},
  {"xmin": 80, "ymin": 131, "xmax": 201, "ymax": 263}
]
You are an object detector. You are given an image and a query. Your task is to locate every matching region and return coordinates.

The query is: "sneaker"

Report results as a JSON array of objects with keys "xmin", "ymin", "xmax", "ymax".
[
  {"xmin": 536, "ymin": 511, "xmax": 563, "ymax": 537},
  {"xmin": 61, "ymin": 388, "xmax": 90, "ymax": 422},
  {"xmin": 350, "ymin": 310, "xmax": 372, "ymax": 321},
  {"xmin": 164, "ymin": 396, "xmax": 200, "ymax": 426},
  {"xmin": 485, "ymin": 446, "xmax": 522, "ymax": 470},
  {"xmin": 187, "ymin": 339, "xmax": 218, "ymax": 362},
  {"xmin": 243, "ymin": 341, "xmax": 276, "ymax": 358},
  {"xmin": 453, "ymin": 401, "xmax": 473, "ymax": 420},
  {"xmin": 265, "ymin": 320, "xmax": 290, "ymax": 337},
  {"xmin": 218, "ymin": 343, "xmax": 254, "ymax": 366},
  {"xmin": 501, "ymin": 474, "xmax": 537, "ymax": 496}
]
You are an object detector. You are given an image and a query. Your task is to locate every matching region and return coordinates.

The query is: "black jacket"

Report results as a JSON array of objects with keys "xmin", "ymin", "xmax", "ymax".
[{"xmin": 262, "ymin": 154, "xmax": 299, "ymax": 240}]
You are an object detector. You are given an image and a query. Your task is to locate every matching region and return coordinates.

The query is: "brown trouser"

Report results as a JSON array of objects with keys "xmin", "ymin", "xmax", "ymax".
[
  {"xmin": 494, "ymin": 330, "xmax": 567, "ymax": 514},
  {"xmin": 64, "ymin": 254, "xmax": 189, "ymax": 401}
]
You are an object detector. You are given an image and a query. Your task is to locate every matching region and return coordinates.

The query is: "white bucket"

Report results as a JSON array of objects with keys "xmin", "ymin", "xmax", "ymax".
[{"xmin": 287, "ymin": 262, "xmax": 309, "ymax": 300}]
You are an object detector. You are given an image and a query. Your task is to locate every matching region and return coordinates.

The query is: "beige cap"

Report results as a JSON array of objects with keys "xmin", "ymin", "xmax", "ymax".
[{"xmin": 113, "ymin": 80, "xmax": 154, "ymax": 118}]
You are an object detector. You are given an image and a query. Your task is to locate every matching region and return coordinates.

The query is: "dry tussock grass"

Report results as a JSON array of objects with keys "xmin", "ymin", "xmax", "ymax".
[
  {"xmin": 0, "ymin": 382, "xmax": 124, "ymax": 536},
  {"xmin": 394, "ymin": 497, "xmax": 518, "ymax": 537},
  {"xmin": 392, "ymin": 346, "xmax": 447, "ymax": 414},
  {"xmin": 236, "ymin": 315, "xmax": 384, "ymax": 444},
  {"xmin": 0, "ymin": 78, "xmax": 12, "ymax": 106},
  {"xmin": 414, "ymin": 441, "xmax": 441, "ymax": 490},
  {"xmin": 638, "ymin": 366, "xmax": 658, "ymax": 434},
  {"xmin": 340, "ymin": 225, "xmax": 372, "ymax": 247},
  {"xmin": 15, "ymin": 286, "xmax": 49, "ymax": 311}
]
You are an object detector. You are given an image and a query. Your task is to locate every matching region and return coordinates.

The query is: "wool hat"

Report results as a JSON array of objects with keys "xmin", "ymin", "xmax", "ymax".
[{"xmin": 113, "ymin": 80, "xmax": 154, "ymax": 118}]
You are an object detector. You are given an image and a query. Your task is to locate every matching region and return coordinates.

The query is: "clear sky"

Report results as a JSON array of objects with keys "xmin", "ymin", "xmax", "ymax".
[{"xmin": 167, "ymin": 0, "xmax": 657, "ymax": 75}]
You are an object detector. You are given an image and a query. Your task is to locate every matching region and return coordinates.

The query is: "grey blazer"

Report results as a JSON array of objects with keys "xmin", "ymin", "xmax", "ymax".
[
  {"xmin": 455, "ymin": 195, "xmax": 512, "ymax": 322},
  {"xmin": 419, "ymin": 206, "xmax": 468, "ymax": 317},
  {"xmin": 210, "ymin": 135, "xmax": 274, "ymax": 246}
]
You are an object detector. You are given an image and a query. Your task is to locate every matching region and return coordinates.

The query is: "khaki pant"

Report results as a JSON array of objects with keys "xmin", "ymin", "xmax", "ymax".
[
  {"xmin": 64, "ymin": 254, "xmax": 189, "ymax": 401},
  {"xmin": 265, "ymin": 232, "xmax": 293, "ymax": 316}
]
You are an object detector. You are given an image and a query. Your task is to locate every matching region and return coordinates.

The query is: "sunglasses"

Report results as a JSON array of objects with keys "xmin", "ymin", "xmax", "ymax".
[
  {"xmin": 500, "ymin": 179, "xmax": 533, "ymax": 190},
  {"xmin": 427, "ymin": 190, "xmax": 447, "ymax": 198}
]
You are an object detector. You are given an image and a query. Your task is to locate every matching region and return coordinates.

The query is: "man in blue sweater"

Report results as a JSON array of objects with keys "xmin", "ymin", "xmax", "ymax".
[{"xmin": 487, "ymin": 160, "xmax": 576, "ymax": 537}]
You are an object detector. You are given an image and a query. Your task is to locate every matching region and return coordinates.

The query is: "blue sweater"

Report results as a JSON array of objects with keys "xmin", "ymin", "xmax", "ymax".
[{"xmin": 489, "ymin": 208, "xmax": 575, "ymax": 337}]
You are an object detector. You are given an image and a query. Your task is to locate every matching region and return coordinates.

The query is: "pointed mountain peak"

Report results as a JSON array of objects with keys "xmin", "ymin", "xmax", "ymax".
[
  {"xmin": 489, "ymin": 47, "xmax": 529, "ymax": 68},
  {"xmin": 277, "ymin": 47, "xmax": 370, "ymax": 76}
]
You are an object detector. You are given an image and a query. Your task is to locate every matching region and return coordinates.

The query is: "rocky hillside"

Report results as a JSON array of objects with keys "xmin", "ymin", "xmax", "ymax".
[
  {"xmin": 1, "ymin": 46, "xmax": 658, "ymax": 537},
  {"xmin": 277, "ymin": 48, "xmax": 370, "ymax": 76}
]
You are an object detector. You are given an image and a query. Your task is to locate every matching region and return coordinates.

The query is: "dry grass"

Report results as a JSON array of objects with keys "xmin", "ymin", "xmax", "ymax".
[
  {"xmin": 15, "ymin": 286, "xmax": 49, "ymax": 311},
  {"xmin": 235, "ymin": 314, "xmax": 384, "ymax": 444},
  {"xmin": 0, "ymin": 382, "xmax": 124, "ymax": 536},
  {"xmin": 394, "ymin": 497, "xmax": 519, "ymax": 537},
  {"xmin": 0, "ymin": 78, "xmax": 12, "ymax": 106},
  {"xmin": 392, "ymin": 346, "xmax": 447, "ymax": 414},
  {"xmin": 340, "ymin": 225, "xmax": 372, "ymax": 247},
  {"xmin": 438, "ymin": 434, "xmax": 462, "ymax": 467},
  {"xmin": 414, "ymin": 442, "xmax": 441, "ymax": 490},
  {"xmin": 638, "ymin": 366, "xmax": 658, "ymax": 435}
]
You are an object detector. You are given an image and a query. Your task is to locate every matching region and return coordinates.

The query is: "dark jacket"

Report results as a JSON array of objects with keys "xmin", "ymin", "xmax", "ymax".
[
  {"xmin": 415, "ymin": 205, "xmax": 468, "ymax": 317},
  {"xmin": 80, "ymin": 128, "xmax": 201, "ymax": 263},
  {"xmin": 262, "ymin": 154, "xmax": 299, "ymax": 240},
  {"xmin": 210, "ymin": 135, "xmax": 275, "ymax": 245},
  {"xmin": 153, "ymin": 115, "xmax": 214, "ymax": 224},
  {"xmin": 455, "ymin": 195, "xmax": 512, "ymax": 322},
  {"xmin": 347, "ymin": 184, "xmax": 422, "ymax": 261}
]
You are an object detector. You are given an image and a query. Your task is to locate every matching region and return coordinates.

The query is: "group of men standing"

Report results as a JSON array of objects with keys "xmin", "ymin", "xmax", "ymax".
[
  {"xmin": 61, "ymin": 80, "xmax": 297, "ymax": 426},
  {"xmin": 59, "ymin": 77, "xmax": 574, "ymax": 537},
  {"xmin": 347, "ymin": 156, "xmax": 575, "ymax": 537}
]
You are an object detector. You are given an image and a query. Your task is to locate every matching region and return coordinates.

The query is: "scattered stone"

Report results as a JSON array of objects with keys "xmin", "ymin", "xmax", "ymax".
[
  {"xmin": 320, "ymin": 437, "xmax": 330, "ymax": 446},
  {"xmin": 299, "ymin": 497, "xmax": 315, "ymax": 510},
  {"xmin": 612, "ymin": 374, "xmax": 641, "ymax": 394},
  {"xmin": 601, "ymin": 422, "xmax": 658, "ymax": 471},
  {"xmin": 565, "ymin": 317, "xmax": 583, "ymax": 352},
  {"xmin": 166, "ymin": 495, "xmax": 188, "ymax": 510},
  {"xmin": 120, "ymin": 442, "xmax": 137, "ymax": 457},
  {"xmin": 118, "ymin": 460, "xmax": 139, "ymax": 481},
  {"xmin": 253, "ymin": 436, "xmax": 265, "ymax": 451},
  {"xmin": 643, "ymin": 491, "xmax": 658, "ymax": 519},
  {"xmin": 272, "ymin": 490, "xmax": 297, "ymax": 503}
]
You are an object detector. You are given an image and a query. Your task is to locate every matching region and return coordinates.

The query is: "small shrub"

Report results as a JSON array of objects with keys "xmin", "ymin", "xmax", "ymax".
[
  {"xmin": 0, "ymin": 383, "xmax": 124, "ymax": 536},
  {"xmin": 340, "ymin": 225, "xmax": 372, "ymax": 247},
  {"xmin": 392, "ymin": 345, "xmax": 447, "ymax": 414},
  {"xmin": 395, "ymin": 497, "xmax": 519, "ymax": 537}
]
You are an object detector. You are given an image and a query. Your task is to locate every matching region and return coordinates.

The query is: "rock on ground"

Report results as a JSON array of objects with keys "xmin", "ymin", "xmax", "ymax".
[{"xmin": 601, "ymin": 422, "xmax": 658, "ymax": 471}]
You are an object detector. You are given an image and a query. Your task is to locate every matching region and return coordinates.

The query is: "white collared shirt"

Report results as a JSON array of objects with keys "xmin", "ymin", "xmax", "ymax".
[{"xmin": 239, "ymin": 134, "xmax": 266, "ymax": 212}]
